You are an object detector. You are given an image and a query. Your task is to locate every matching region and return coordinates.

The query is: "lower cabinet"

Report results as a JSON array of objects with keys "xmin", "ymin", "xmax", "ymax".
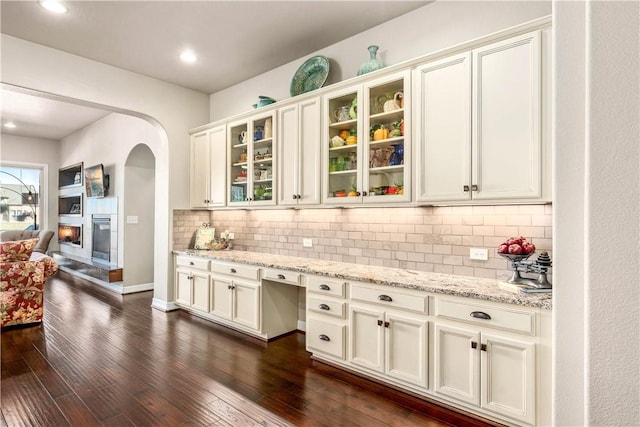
[
  {"xmin": 434, "ymin": 324, "xmax": 535, "ymax": 425},
  {"xmin": 211, "ymin": 274, "xmax": 260, "ymax": 331},
  {"xmin": 349, "ymin": 304, "xmax": 428, "ymax": 387}
]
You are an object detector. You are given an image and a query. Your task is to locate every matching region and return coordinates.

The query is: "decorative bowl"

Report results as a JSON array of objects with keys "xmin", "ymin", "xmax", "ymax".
[
  {"xmin": 498, "ymin": 252, "xmax": 534, "ymax": 262},
  {"xmin": 290, "ymin": 55, "xmax": 330, "ymax": 97}
]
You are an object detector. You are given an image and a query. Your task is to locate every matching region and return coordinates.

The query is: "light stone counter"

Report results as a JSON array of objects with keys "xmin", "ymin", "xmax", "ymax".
[{"xmin": 174, "ymin": 249, "xmax": 552, "ymax": 310}]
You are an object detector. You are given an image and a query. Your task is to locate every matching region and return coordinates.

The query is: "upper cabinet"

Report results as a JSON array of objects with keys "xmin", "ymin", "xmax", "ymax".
[
  {"xmin": 415, "ymin": 31, "xmax": 546, "ymax": 204},
  {"xmin": 323, "ymin": 70, "xmax": 411, "ymax": 205},
  {"xmin": 277, "ymin": 98, "xmax": 322, "ymax": 206},
  {"xmin": 227, "ymin": 111, "xmax": 276, "ymax": 206},
  {"xmin": 190, "ymin": 125, "xmax": 226, "ymax": 208},
  {"xmin": 189, "ymin": 24, "xmax": 551, "ymax": 210}
]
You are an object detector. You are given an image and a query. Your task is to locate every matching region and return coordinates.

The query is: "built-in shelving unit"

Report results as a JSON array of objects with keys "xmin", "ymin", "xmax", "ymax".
[
  {"xmin": 58, "ymin": 194, "xmax": 83, "ymax": 216},
  {"xmin": 58, "ymin": 162, "xmax": 84, "ymax": 189}
]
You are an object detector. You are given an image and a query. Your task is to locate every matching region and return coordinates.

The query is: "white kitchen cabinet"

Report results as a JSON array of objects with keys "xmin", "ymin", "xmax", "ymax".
[
  {"xmin": 210, "ymin": 261, "xmax": 261, "ymax": 331},
  {"xmin": 322, "ymin": 70, "xmax": 411, "ymax": 205},
  {"xmin": 415, "ymin": 53, "xmax": 471, "ymax": 202},
  {"xmin": 227, "ymin": 111, "xmax": 276, "ymax": 206},
  {"xmin": 415, "ymin": 31, "xmax": 544, "ymax": 204},
  {"xmin": 175, "ymin": 268, "xmax": 192, "ymax": 306},
  {"xmin": 472, "ymin": 31, "xmax": 542, "ymax": 201},
  {"xmin": 277, "ymin": 98, "xmax": 321, "ymax": 206},
  {"xmin": 190, "ymin": 124, "xmax": 227, "ymax": 208},
  {"xmin": 208, "ymin": 274, "xmax": 263, "ymax": 331},
  {"xmin": 434, "ymin": 298, "xmax": 537, "ymax": 425},
  {"xmin": 306, "ymin": 276, "xmax": 349, "ymax": 360},
  {"xmin": 349, "ymin": 304, "xmax": 428, "ymax": 387},
  {"xmin": 175, "ymin": 256, "xmax": 211, "ymax": 311}
]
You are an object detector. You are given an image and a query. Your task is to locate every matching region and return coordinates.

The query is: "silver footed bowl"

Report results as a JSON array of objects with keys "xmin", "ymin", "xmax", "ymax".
[{"xmin": 498, "ymin": 252, "xmax": 534, "ymax": 262}]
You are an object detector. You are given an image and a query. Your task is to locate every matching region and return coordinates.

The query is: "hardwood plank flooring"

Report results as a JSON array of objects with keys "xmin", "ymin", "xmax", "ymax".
[{"xmin": 1, "ymin": 271, "xmax": 502, "ymax": 426}]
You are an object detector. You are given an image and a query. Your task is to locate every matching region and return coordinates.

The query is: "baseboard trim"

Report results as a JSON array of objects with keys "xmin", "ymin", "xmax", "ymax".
[
  {"xmin": 152, "ymin": 298, "xmax": 179, "ymax": 312},
  {"xmin": 122, "ymin": 282, "xmax": 154, "ymax": 294}
]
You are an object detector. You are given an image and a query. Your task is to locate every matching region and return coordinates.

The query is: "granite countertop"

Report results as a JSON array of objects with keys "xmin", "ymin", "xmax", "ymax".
[{"xmin": 174, "ymin": 249, "xmax": 552, "ymax": 310}]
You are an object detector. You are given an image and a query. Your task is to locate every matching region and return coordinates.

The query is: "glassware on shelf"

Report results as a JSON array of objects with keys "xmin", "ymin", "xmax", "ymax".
[
  {"xmin": 336, "ymin": 156, "xmax": 346, "ymax": 171},
  {"xmin": 389, "ymin": 144, "xmax": 404, "ymax": 166},
  {"xmin": 329, "ymin": 157, "xmax": 337, "ymax": 172}
]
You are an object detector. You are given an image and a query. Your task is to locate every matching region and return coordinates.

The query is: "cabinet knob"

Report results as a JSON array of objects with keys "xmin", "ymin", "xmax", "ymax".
[
  {"xmin": 470, "ymin": 311, "xmax": 491, "ymax": 320},
  {"xmin": 318, "ymin": 304, "xmax": 330, "ymax": 311},
  {"xmin": 471, "ymin": 184, "xmax": 478, "ymax": 191},
  {"xmin": 228, "ymin": 285, "xmax": 232, "ymax": 289},
  {"xmin": 378, "ymin": 295, "xmax": 393, "ymax": 302},
  {"xmin": 297, "ymin": 194, "xmax": 302, "ymax": 199},
  {"xmin": 481, "ymin": 343, "xmax": 487, "ymax": 352},
  {"xmin": 319, "ymin": 334, "xmax": 331, "ymax": 342},
  {"xmin": 356, "ymin": 191, "xmax": 361, "ymax": 196},
  {"xmin": 377, "ymin": 319, "xmax": 383, "ymax": 326},
  {"xmin": 230, "ymin": 268, "xmax": 237, "ymax": 273},
  {"xmin": 463, "ymin": 185, "xmax": 470, "ymax": 192},
  {"xmin": 319, "ymin": 284, "xmax": 331, "ymax": 291},
  {"xmin": 189, "ymin": 261, "xmax": 194, "ymax": 266},
  {"xmin": 471, "ymin": 341, "xmax": 478, "ymax": 349},
  {"xmin": 384, "ymin": 321, "xmax": 390, "ymax": 328},
  {"xmin": 362, "ymin": 191, "xmax": 368, "ymax": 196}
]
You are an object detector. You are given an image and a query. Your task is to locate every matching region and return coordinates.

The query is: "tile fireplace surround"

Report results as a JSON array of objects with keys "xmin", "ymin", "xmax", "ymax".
[{"xmin": 173, "ymin": 205, "xmax": 552, "ymax": 281}]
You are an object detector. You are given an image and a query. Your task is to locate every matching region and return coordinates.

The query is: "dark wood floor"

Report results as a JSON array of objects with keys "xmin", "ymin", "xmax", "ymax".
[{"xmin": 1, "ymin": 271, "xmax": 501, "ymax": 427}]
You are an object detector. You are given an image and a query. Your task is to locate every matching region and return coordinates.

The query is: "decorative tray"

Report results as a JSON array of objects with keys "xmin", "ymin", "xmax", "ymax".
[{"xmin": 290, "ymin": 55, "xmax": 330, "ymax": 97}]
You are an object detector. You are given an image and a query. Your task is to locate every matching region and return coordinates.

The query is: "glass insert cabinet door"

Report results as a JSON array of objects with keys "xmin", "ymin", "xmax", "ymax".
[
  {"xmin": 227, "ymin": 112, "xmax": 276, "ymax": 206},
  {"xmin": 322, "ymin": 70, "xmax": 411, "ymax": 205}
]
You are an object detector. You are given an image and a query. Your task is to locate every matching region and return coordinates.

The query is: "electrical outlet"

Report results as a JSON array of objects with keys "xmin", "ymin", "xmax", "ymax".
[
  {"xmin": 469, "ymin": 247, "xmax": 489, "ymax": 261},
  {"xmin": 303, "ymin": 238, "xmax": 313, "ymax": 248},
  {"xmin": 227, "ymin": 232, "xmax": 235, "ymax": 240}
]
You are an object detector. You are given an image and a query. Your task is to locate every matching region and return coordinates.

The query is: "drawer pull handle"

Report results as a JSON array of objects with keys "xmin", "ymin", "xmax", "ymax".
[
  {"xmin": 189, "ymin": 261, "xmax": 194, "ymax": 266},
  {"xmin": 318, "ymin": 304, "xmax": 330, "ymax": 311},
  {"xmin": 470, "ymin": 311, "xmax": 491, "ymax": 320},
  {"xmin": 378, "ymin": 295, "xmax": 393, "ymax": 302},
  {"xmin": 230, "ymin": 268, "xmax": 237, "ymax": 273},
  {"xmin": 319, "ymin": 334, "xmax": 331, "ymax": 342},
  {"xmin": 319, "ymin": 284, "xmax": 331, "ymax": 291},
  {"xmin": 277, "ymin": 274, "xmax": 286, "ymax": 280}
]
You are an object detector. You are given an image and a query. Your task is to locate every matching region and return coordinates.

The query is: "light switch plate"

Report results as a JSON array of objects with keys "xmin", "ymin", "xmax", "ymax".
[
  {"xmin": 227, "ymin": 232, "xmax": 235, "ymax": 240},
  {"xmin": 303, "ymin": 238, "xmax": 313, "ymax": 248},
  {"xmin": 469, "ymin": 247, "xmax": 489, "ymax": 261},
  {"xmin": 126, "ymin": 216, "xmax": 138, "ymax": 224}
]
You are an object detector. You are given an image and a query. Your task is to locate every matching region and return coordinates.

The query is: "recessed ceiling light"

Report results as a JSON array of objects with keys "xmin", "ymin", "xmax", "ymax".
[
  {"xmin": 39, "ymin": 0, "xmax": 68, "ymax": 14},
  {"xmin": 4, "ymin": 122, "xmax": 17, "ymax": 129},
  {"xmin": 180, "ymin": 50, "xmax": 198, "ymax": 64}
]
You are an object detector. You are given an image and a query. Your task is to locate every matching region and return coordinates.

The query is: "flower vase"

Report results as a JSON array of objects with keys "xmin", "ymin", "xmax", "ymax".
[{"xmin": 357, "ymin": 45, "xmax": 385, "ymax": 76}]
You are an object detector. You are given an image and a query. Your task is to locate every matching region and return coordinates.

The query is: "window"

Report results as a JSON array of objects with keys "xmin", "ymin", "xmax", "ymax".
[{"xmin": 0, "ymin": 165, "xmax": 42, "ymax": 231}]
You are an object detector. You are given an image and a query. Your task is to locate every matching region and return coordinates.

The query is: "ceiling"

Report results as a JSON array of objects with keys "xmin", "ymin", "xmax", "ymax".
[{"xmin": 0, "ymin": 1, "xmax": 428, "ymax": 141}]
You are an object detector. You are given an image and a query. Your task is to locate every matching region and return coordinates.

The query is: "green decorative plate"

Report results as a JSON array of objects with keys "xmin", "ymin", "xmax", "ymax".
[{"xmin": 290, "ymin": 56, "xmax": 330, "ymax": 97}]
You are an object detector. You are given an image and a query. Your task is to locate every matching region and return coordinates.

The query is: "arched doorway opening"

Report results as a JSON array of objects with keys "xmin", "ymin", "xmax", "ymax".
[{"xmin": 123, "ymin": 144, "xmax": 156, "ymax": 291}]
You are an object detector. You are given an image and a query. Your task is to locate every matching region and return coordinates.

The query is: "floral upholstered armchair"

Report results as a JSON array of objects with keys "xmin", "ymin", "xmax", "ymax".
[{"xmin": 0, "ymin": 238, "xmax": 58, "ymax": 328}]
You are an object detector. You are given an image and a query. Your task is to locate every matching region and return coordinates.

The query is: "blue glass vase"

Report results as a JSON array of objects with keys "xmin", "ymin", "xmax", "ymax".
[
  {"xmin": 389, "ymin": 144, "xmax": 404, "ymax": 166},
  {"xmin": 357, "ymin": 45, "xmax": 385, "ymax": 76}
]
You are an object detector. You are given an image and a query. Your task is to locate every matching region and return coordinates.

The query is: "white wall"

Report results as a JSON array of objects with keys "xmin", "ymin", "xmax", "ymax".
[
  {"xmin": 0, "ymin": 134, "xmax": 60, "ymax": 247},
  {"xmin": 59, "ymin": 114, "xmax": 158, "ymax": 273},
  {"xmin": 1, "ymin": 34, "xmax": 210, "ymax": 307},
  {"xmin": 554, "ymin": 1, "xmax": 640, "ymax": 425},
  {"xmin": 210, "ymin": 1, "xmax": 552, "ymax": 120}
]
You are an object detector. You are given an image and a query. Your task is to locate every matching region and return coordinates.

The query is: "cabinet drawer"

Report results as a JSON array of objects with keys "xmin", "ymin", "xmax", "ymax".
[
  {"xmin": 307, "ymin": 276, "xmax": 346, "ymax": 298},
  {"xmin": 308, "ymin": 296, "xmax": 346, "ymax": 319},
  {"xmin": 262, "ymin": 268, "xmax": 301, "ymax": 286},
  {"xmin": 307, "ymin": 317, "xmax": 345, "ymax": 359},
  {"xmin": 351, "ymin": 284, "xmax": 427, "ymax": 313},
  {"xmin": 435, "ymin": 298, "xmax": 535, "ymax": 335},
  {"xmin": 210, "ymin": 261, "xmax": 260, "ymax": 281},
  {"xmin": 176, "ymin": 256, "xmax": 210, "ymax": 271}
]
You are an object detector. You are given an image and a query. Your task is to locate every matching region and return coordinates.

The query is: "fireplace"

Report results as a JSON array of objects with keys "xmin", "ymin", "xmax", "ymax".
[
  {"xmin": 92, "ymin": 216, "xmax": 111, "ymax": 262},
  {"xmin": 58, "ymin": 224, "xmax": 82, "ymax": 247}
]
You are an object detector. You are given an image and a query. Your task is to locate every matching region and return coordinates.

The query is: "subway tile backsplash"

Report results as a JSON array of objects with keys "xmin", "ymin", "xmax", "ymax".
[{"xmin": 173, "ymin": 205, "xmax": 552, "ymax": 281}]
